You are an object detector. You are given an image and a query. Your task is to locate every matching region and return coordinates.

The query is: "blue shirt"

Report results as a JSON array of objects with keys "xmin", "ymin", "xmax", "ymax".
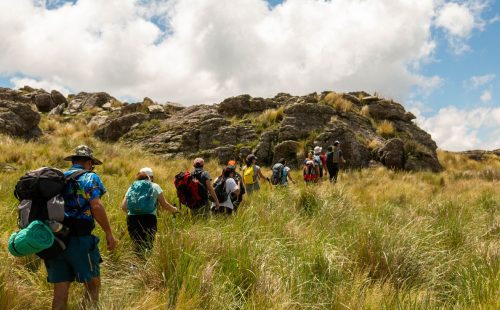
[{"xmin": 63, "ymin": 164, "xmax": 106, "ymax": 222}]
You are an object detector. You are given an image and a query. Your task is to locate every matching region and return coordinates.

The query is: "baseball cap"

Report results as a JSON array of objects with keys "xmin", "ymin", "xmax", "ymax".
[
  {"xmin": 139, "ymin": 167, "xmax": 153, "ymax": 177},
  {"xmin": 246, "ymin": 154, "xmax": 257, "ymax": 162},
  {"xmin": 193, "ymin": 157, "xmax": 204, "ymax": 167},
  {"xmin": 227, "ymin": 160, "xmax": 237, "ymax": 169}
]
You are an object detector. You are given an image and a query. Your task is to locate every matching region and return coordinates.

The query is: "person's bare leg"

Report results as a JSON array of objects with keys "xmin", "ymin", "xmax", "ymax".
[
  {"xmin": 52, "ymin": 282, "xmax": 71, "ymax": 310},
  {"xmin": 83, "ymin": 277, "xmax": 100, "ymax": 308}
]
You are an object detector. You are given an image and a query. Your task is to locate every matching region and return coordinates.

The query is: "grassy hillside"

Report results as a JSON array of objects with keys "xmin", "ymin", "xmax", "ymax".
[{"xmin": 1, "ymin": 116, "xmax": 499, "ymax": 309}]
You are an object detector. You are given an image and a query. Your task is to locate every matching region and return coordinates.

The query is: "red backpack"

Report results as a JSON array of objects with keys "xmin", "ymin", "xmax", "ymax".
[
  {"xmin": 174, "ymin": 171, "xmax": 207, "ymax": 209},
  {"xmin": 303, "ymin": 162, "xmax": 318, "ymax": 182}
]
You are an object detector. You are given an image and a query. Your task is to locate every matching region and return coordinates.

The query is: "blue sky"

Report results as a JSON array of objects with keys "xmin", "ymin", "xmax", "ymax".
[{"xmin": 0, "ymin": 0, "xmax": 498, "ymax": 150}]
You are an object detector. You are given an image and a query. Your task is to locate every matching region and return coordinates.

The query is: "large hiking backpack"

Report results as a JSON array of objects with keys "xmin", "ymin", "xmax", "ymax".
[
  {"xmin": 11, "ymin": 167, "xmax": 86, "ymax": 259},
  {"xmin": 126, "ymin": 180, "xmax": 156, "ymax": 215},
  {"xmin": 213, "ymin": 177, "xmax": 228, "ymax": 203},
  {"xmin": 174, "ymin": 171, "xmax": 207, "ymax": 209},
  {"xmin": 271, "ymin": 163, "xmax": 285, "ymax": 185},
  {"xmin": 243, "ymin": 166, "xmax": 255, "ymax": 185}
]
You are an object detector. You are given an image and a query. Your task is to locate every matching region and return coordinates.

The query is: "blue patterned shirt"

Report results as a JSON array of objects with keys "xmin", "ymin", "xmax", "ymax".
[{"xmin": 63, "ymin": 164, "xmax": 107, "ymax": 222}]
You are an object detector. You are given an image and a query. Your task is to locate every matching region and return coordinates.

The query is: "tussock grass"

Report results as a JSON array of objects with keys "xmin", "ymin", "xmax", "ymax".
[
  {"xmin": 323, "ymin": 92, "xmax": 353, "ymax": 113},
  {"xmin": 0, "ymin": 116, "xmax": 499, "ymax": 308},
  {"xmin": 360, "ymin": 104, "xmax": 370, "ymax": 117},
  {"xmin": 376, "ymin": 120, "xmax": 395, "ymax": 138},
  {"xmin": 255, "ymin": 106, "xmax": 285, "ymax": 130}
]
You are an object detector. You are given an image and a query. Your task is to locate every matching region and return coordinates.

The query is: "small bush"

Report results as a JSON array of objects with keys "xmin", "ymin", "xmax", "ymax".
[{"xmin": 376, "ymin": 120, "xmax": 395, "ymax": 138}]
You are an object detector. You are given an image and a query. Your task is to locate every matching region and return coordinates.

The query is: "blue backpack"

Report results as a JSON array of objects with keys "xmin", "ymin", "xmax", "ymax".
[{"xmin": 126, "ymin": 180, "xmax": 156, "ymax": 215}]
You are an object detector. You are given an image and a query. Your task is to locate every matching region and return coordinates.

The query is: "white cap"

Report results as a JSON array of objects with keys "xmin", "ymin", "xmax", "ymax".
[
  {"xmin": 314, "ymin": 146, "xmax": 322, "ymax": 154},
  {"xmin": 139, "ymin": 167, "xmax": 153, "ymax": 177}
]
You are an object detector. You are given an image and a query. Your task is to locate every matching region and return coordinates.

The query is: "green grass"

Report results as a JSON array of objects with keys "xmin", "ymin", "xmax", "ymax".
[{"xmin": 0, "ymin": 117, "xmax": 499, "ymax": 309}]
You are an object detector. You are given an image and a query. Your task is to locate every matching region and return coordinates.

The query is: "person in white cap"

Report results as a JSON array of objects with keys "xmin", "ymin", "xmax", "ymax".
[
  {"xmin": 313, "ymin": 146, "xmax": 325, "ymax": 180},
  {"xmin": 121, "ymin": 167, "xmax": 178, "ymax": 253}
]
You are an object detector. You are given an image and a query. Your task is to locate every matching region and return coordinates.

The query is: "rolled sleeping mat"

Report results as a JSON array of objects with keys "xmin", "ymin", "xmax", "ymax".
[{"xmin": 8, "ymin": 220, "xmax": 54, "ymax": 257}]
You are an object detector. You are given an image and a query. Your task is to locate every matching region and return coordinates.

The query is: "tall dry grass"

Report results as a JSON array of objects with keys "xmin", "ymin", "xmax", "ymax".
[{"xmin": 0, "ymin": 116, "xmax": 498, "ymax": 309}]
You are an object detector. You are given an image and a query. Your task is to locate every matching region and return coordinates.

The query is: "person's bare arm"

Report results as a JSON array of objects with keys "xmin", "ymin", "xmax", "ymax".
[
  {"xmin": 258, "ymin": 168, "xmax": 268, "ymax": 181},
  {"xmin": 233, "ymin": 181, "xmax": 241, "ymax": 196},
  {"xmin": 288, "ymin": 172, "xmax": 295, "ymax": 184},
  {"xmin": 206, "ymin": 180, "xmax": 220, "ymax": 209},
  {"xmin": 90, "ymin": 198, "xmax": 117, "ymax": 251},
  {"xmin": 120, "ymin": 196, "xmax": 127, "ymax": 213},
  {"xmin": 158, "ymin": 193, "xmax": 178, "ymax": 213}
]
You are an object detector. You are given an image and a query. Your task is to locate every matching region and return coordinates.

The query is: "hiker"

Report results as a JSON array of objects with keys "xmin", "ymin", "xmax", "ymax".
[
  {"xmin": 313, "ymin": 146, "xmax": 325, "ymax": 180},
  {"xmin": 192, "ymin": 157, "xmax": 220, "ymax": 216},
  {"xmin": 211, "ymin": 166, "xmax": 241, "ymax": 215},
  {"xmin": 45, "ymin": 145, "xmax": 117, "ymax": 310},
  {"xmin": 326, "ymin": 141, "xmax": 346, "ymax": 183},
  {"xmin": 271, "ymin": 158, "xmax": 295, "ymax": 186},
  {"xmin": 303, "ymin": 151, "xmax": 320, "ymax": 183},
  {"xmin": 242, "ymin": 154, "xmax": 269, "ymax": 193},
  {"xmin": 121, "ymin": 167, "xmax": 178, "ymax": 253},
  {"xmin": 228, "ymin": 160, "xmax": 245, "ymax": 210}
]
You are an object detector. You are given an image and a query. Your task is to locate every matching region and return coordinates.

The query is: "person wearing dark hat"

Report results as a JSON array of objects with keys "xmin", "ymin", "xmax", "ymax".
[
  {"xmin": 326, "ymin": 141, "xmax": 346, "ymax": 183},
  {"xmin": 242, "ymin": 154, "xmax": 269, "ymax": 193},
  {"xmin": 46, "ymin": 145, "xmax": 117, "ymax": 309}
]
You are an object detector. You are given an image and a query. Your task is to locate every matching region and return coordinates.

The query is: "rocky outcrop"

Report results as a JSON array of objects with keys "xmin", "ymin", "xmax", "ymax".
[
  {"xmin": 0, "ymin": 100, "xmax": 42, "ymax": 139},
  {"xmin": 0, "ymin": 86, "xmax": 443, "ymax": 172},
  {"xmin": 449, "ymin": 150, "xmax": 500, "ymax": 162},
  {"xmin": 278, "ymin": 103, "xmax": 336, "ymax": 140},
  {"xmin": 218, "ymin": 94, "xmax": 282, "ymax": 117},
  {"xmin": 254, "ymin": 131, "xmax": 278, "ymax": 165},
  {"xmin": 94, "ymin": 113, "xmax": 149, "ymax": 141},
  {"xmin": 65, "ymin": 92, "xmax": 122, "ymax": 115},
  {"xmin": 377, "ymin": 138, "xmax": 405, "ymax": 169},
  {"xmin": 273, "ymin": 140, "xmax": 301, "ymax": 168}
]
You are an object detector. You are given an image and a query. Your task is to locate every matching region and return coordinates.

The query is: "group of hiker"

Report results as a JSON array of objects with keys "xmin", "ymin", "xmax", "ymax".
[{"xmin": 7, "ymin": 142, "xmax": 346, "ymax": 309}]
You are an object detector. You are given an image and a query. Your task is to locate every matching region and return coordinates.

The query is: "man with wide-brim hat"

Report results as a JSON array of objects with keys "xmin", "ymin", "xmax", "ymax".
[
  {"xmin": 63, "ymin": 145, "xmax": 103, "ymax": 165},
  {"xmin": 45, "ymin": 145, "xmax": 116, "ymax": 309}
]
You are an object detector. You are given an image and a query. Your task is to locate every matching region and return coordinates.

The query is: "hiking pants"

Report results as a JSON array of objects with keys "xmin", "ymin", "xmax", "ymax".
[
  {"xmin": 127, "ymin": 214, "xmax": 157, "ymax": 252},
  {"xmin": 328, "ymin": 163, "xmax": 340, "ymax": 182}
]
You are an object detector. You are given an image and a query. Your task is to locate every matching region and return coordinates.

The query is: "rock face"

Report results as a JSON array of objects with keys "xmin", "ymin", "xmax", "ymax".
[
  {"xmin": 0, "ymin": 100, "xmax": 42, "ymax": 139},
  {"xmin": 94, "ymin": 91, "xmax": 442, "ymax": 172},
  {"xmin": 377, "ymin": 138, "xmax": 405, "ymax": 169},
  {"xmin": 94, "ymin": 113, "xmax": 149, "ymax": 141},
  {"xmin": 65, "ymin": 92, "xmax": 121, "ymax": 114}
]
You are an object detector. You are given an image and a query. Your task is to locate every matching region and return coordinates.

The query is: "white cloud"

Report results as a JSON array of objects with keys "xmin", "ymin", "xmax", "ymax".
[
  {"xmin": 0, "ymin": 0, "xmax": 492, "ymax": 105},
  {"xmin": 436, "ymin": 2, "xmax": 475, "ymax": 37},
  {"xmin": 435, "ymin": 0, "xmax": 490, "ymax": 54},
  {"xmin": 480, "ymin": 89, "xmax": 492, "ymax": 102},
  {"xmin": 418, "ymin": 105, "xmax": 500, "ymax": 151},
  {"xmin": 10, "ymin": 77, "xmax": 70, "ymax": 95},
  {"xmin": 463, "ymin": 74, "xmax": 496, "ymax": 89}
]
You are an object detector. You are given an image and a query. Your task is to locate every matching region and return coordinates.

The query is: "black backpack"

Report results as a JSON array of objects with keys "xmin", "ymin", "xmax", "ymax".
[
  {"xmin": 14, "ymin": 167, "xmax": 87, "ymax": 259},
  {"xmin": 213, "ymin": 177, "xmax": 228, "ymax": 203}
]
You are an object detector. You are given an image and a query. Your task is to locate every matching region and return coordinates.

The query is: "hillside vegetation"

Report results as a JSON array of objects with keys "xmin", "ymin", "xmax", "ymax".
[{"xmin": 0, "ymin": 116, "xmax": 499, "ymax": 309}]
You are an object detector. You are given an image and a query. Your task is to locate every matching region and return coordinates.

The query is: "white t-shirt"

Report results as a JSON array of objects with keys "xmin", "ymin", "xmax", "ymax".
[
  {"xmin": 283, "ymin": 166, "xmax": 291, "ymax": 185},
  {"xmin": 211, "ymin": 177, "xmax": 238, "ymax": 210}
]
